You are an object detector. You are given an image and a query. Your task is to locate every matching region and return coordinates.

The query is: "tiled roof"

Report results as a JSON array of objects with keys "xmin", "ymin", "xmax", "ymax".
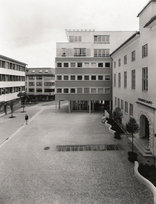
[
  {"xmin": 110, "ymin": 32, "xmax": 140, "ymax": 56},
  {"xmin": 144, "ymin": 15, "xmax": 156, "ymax": 27}
]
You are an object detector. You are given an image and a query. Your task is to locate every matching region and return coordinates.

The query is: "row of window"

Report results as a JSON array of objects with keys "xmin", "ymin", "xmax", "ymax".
[
  {"xmin": 27, "ymin": 76, "xmax": 55, "ymax": 80},
  {"xmin": 0, "ymin": 74, "xmax": 25, "ymax": 82},
  {"xmin": 114, "ymin": 67, "xmax": 148, "ymax": 91},
  {"xmin": 56, "ymin": 61, "xmax": 111, "ymax": 68},
  {"xmin": 0, "ymin": 60, "xmax": 25, "ymax": 72},
  {"xmin": 56, "ymin": 74, "xmax": 111, "ymax": 81},
  {"xmin": 68, "ymin": 35, "xmax": 110, "ymax": 44},
  {"xmin": 28, "ymin": 82, "xmax": 55, "ymax": 86},
  {"xmin": 114, "ymin": 44, "xmax": 148, "ymax": 68},
  {"xmin": 114, "ymin": 97, "xmax": 133, "ymax": 116},
  {"xmin": 0, "ymin": 86, "xmax": 25, "ymax": 95},
  {"xmin": 28, "ymin": 88, "xmax": 55, "ymax": 93},
  {"xmin": 60, "ymin": 48, "xmax": 110, "ymax": 57},
  {"xmin": 56, "ymin": 87, "xmax": 110, "ymax": 94}
]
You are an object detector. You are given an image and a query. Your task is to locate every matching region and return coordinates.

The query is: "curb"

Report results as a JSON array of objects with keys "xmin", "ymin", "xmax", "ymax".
[{"xmin": 134, "ymin": 161, "xmax": 156, "ymax": 204}]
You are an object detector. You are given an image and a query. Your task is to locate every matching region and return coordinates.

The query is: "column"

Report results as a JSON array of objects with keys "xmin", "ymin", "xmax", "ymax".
[
  {"xmin": 68, "ymin": 100, "xmax": 71, "ymax": 113},
  {"xmin": 89, "ymin": 100, "xmax": 91, "ymax": 113},
  {"xmin": 58, "ymin": 100, "xmax": 60, "ymax": 109}
]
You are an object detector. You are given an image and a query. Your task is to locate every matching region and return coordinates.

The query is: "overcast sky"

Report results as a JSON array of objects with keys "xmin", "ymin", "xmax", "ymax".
[{"xmin": 0, "ymin": 0, "xmax": 149, "ymax": 67}]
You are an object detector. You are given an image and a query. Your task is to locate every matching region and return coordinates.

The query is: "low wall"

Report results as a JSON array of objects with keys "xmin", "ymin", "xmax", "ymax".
[{"xmin": 134, "ymin": 161, "xmax": 156, "ymax": 204}]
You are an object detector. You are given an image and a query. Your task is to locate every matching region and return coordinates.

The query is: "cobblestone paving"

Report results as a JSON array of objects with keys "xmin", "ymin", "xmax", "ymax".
[{"xmin": 0, "ymin": 103, "xmax": 153, "ymax": 204}]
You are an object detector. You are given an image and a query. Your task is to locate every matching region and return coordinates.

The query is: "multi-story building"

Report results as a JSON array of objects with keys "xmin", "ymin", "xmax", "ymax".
[
  {"xmin": 111, "ymin": 0, "xmax": 156, "ymax": 157},
  {"xmin": 55, "ymin": 30, "xmax": 134, "ymax": 112},
  {"xmin": 0, "ymin": 55, "xmax": 26, "ymax": 114},
  {"xmin": 26, "ymin": 68, "xmax": 55, "ymax": 101}
]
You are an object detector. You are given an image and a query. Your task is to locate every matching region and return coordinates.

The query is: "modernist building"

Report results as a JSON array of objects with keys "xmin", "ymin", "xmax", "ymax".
[
  {"xmin": 111, "ymin": 0, "xmax": 156, "ymax": 157},
  {"xmin": 0, "ymin": 55, "xmax": 26, "ymax": 114},
  {"xmin": 55, "ymin": 30, "xmax": 134, "ymax": 112},
  {"xmin": 26, "ymin": 68, "xmax": 55, "ymax": 101}
]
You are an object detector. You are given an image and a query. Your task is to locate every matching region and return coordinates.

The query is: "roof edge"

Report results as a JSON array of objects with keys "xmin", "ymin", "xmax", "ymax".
[
  {"xmin": 0, "ymin": 54, "xmax": 27, "ymax": 65},
  {"xmin": 137, "ymin": 0, "xmax": 156, "ymax": 17},
  {"xmin": 110, "ymin": 31, "xmax": 140, "ymax": 56}
]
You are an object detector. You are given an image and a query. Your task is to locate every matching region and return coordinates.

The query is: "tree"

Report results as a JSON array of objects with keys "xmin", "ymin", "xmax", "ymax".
[
  {"xmin": 126, "ymin": 117, "xmax": 139, "ymax": 162},
  {"xmin": 17, "ymin": 91, "xmax": 29, "ymax": 112},
  {"xmin": 112, "ymin": 107, "xmax": 123, "ymax": 124}
]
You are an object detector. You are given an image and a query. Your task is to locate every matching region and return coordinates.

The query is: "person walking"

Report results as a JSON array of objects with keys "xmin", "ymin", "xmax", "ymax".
[{"xmin": 25, "ymin": 114, "xmax": 28, "ymax": 125}]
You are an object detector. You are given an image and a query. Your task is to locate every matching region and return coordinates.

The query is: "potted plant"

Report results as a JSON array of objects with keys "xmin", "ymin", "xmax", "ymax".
[{"xmin": 126, "ymin": 117, "xmax": 139, "ymax": 163}]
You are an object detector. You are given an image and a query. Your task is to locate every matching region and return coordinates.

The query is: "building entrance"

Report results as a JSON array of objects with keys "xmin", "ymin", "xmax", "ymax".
[{"xmin": 140, "ymin": 115, "xmax": 149, "ymax": 139}]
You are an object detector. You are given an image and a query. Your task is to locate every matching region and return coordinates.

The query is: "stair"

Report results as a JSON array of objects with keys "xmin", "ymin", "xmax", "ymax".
[{"xmin": 128, "ymin": 137, "xmax": 153, "ymax": 157}]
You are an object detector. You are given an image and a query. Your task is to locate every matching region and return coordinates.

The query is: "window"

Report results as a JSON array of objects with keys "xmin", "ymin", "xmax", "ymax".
[
  {"xmin": 57, "ymin": 63, "xmax": 62, "ymax": 67},
  {"xmin": 0, "ymin": 60, "xmax": 6, "ymax": 68},
  {"xmin": 125, "ymin": 101, "xmax": 128, "ymax": 113},
  {"xmin": 64, "ymin": 88, "xmax": 69, "ymax": 93},
  {"xmin": 64, "ymin": 75, "xmax": 69, "ymax": 80},
  {"xmin": 118, "ymin": 98, "xmax": 120, "ymax": 107},
  {"xmin": 28, "ymin": 76, "xmax": 34, "ymax": 80},
  {"xmin": 36, "ymin": 82, "xmax": 42, "ymax": 86},
  {"xmin": 29, "ymin": 88, "xmax": 34, "ymax": 92},
  {"xmin": 98, "ymin": 75, "xmax": 103, "ymax": 80},
  {"xmin": 114, "ymin": 61, "xmax": 116, "ymax": 68},
  {"xmin": 142, "ymin": 67, "xmax": 148, "ymax": 91},
  {"xmin": 69, "ymin": 36, "xmax": 82, "ymax": 42},
  {"xmin": 57, "ymin": 88, "xmax": 62, "ymax": 93},
  {"xmin": 91, "ymin": 62, "xmax": 96, "ymax": 68},
  {"xmin": 84, "ymin": 62, "xmax": 89, "ymax": 68},
  {"xmin": 130, "ymin": 104, "xmax": 133, "ymax": 116},
  {"xmin": 71, "ymin": 62, "xmax": 76, "ymax": 68},
  {"xmin": 84, "ymin": 75, "xmax": 89, "ymax": 80},
  {"xmin": 29, "ymin": 82, "xmax": 34, "ymax": 86},
  {"xmin": 124, "ymin": 55, "xmax": 127, "ymax": 64},
  {"xmin": 105, "ymin": 88, "xmax": 110, "ymax": 94},
  {"xmin": 57, "ymin": 75, "xmax": 62, "ymax": 80},
  {"xmin": 77, "ymin": 88, "xmax": 82, "ymax": 94},
  {"xmin": 118, "ymin": 59, "xmax": 121, "ymax": 67},
  {"xmin": 36, "ymin": 76, "xmax": 42, "ymax": 80},
  {"xmin": 44, "ymin": 82, "xmax": 53, "ymax": 86},
  {"xmin": 70, "ymin": 75, "xmax": 75, "ymax": 80},
  {"xmin": 84, "ymin": 88, "xmax": 89, "ymax": 94},
  {"xmin": 36, "ymin": 89, "xmax": 42, "ymax": 93},
  {"xmin": 94, "ymin": 35, "xmax": 110, "ymax": 44},
  {"xmin": 98, "ymin": 63, "xmax": 103, "ymax": 68},
  {"xmin": 91, "ymin": 88, "xmax": 96, "ymax": 94},
  {"xmin": 77, "ymin": 75, "xmax": 82, "ymax": 80},
  {"xmin": 114, "ymin": 74, "xmax": 116, "ymax": 87},
  {"xmin": 115, "ymin": 97, "xmax": 117, "ymax": 106},
  {"xmin": 105, "ymin": 75, "xmax": 110, "ymax": 81},
  {"xmin": 62, "ymin": 48, "xmax": 66, "ymax": 57},
  {"xmin": 94, "ymin": 49, "xmax": 110, "ymax": 57},
  {"xmin": 118, "ymin": 73, "xmax": 121, "ymax": 87},
  {"xmin": 142, "ymin": 44, "xmax": 148, "ymax": 58},
  {"xmin": 131, "ymin": 51, "xmax": 136, "ymax": 61},
  {"xmin": 121, "ymin": 100, "xmax": 124, "ymax": 110},
  {"xmin": 91, "ymin": 75, "xmax": 96, "ymax": 80},
  {"xmin": 98, "ymin": 88, "xmax": 103, "ymax": 94},
  {"xmin": 70, "ymin": 88, "xmax": 75, "ymax": 93},
  {"xmin": 124, "ymin": 71, "xmax": 127, "ymax": 88},
  {"xmin": 64, "ymin": 63, "xmax": 69, "ymax": 67},
  {"xmin": 131, "ymin": 70, "xmax": 136, "ymax": 89},
  {"xmin": 105, "ymin": 62, "xmax": 110, "ymax": 68},
  {"xmin": 44, "ymin": 89, "xmax": 54, "ymax": 92},
  {"xmin": 77, "ymin": 62, "xmax": 82, "ymax": 67},
  {"xmin": 74, "ymin": 48, "xmax": 86, "ymax": 57}
]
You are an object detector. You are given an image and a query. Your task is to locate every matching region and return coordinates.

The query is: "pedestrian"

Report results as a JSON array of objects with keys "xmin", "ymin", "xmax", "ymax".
[{"xmin": 25, "ymin": 114, "xmax": 28, "ymax": 125}]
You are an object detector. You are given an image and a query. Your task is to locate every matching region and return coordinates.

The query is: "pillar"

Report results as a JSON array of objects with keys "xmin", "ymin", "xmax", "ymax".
[
  {"xmin": 92, "ymin": 100, "xmax": 94, "ymax": 112},
  {"xmin": 58, "ymin": 100, "xmax": 60, "ymax": 109},
  {"xmin": 68, "ymin": 100, "xmax": 71, "ymax": 113}
]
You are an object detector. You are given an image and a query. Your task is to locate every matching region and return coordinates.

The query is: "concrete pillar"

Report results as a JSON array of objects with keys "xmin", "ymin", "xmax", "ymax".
[
  {"xmin": 92, "ymin": 100, "xmax": 94, "ymax": 112},
  {"xmin": 68, "ymin": 100, "xmax": 71, "ymax": 113},
  {"xmin": 89, "ymin": 100, "xmax": 91, "ymax": 113}
]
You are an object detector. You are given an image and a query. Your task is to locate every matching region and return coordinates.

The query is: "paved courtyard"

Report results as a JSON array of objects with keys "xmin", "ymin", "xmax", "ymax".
[{"xmin": 0, "ymin": 102, "xmax": 153, "ymax": 204}]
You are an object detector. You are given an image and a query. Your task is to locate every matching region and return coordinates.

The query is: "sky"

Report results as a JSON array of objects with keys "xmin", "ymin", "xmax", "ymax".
[{"xmin": 0, "ymin": 0, "xmax": 149, "ymax": 67}]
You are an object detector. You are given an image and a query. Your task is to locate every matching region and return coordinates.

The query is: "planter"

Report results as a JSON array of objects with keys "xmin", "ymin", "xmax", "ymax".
[{"xmin": 128, "ymin": 151, "xmax": 138, "ymax": 163}]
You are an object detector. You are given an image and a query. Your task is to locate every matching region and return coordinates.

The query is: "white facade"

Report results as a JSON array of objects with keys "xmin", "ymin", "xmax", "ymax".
[
  {"xmin": 0, "ymin": 55, "xmax": 26, "ymax": 104},
  {"xmin": 111, "ymin": 0, "xmax": 156, "ymax": 156}
]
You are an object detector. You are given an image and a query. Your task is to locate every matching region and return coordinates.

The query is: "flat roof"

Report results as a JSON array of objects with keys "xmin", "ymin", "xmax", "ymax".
[
  {"xmin": 0, "ymin": 54, "xmax": 27, "ymax": 65},
  {"xmin": 110, "ymin": 31, "xmax": 140, "ymax": 56},
  {"xmin": 137, "ymin": 0, "xmax": 156, "ymax": 17}
]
